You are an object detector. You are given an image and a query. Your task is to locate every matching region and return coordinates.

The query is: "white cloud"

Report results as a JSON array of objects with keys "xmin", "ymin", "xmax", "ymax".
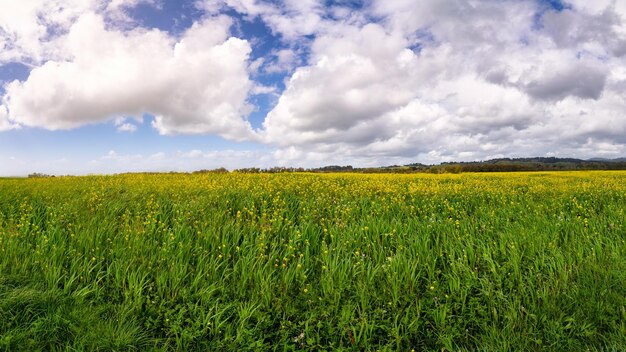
[
  {"xmin": 0, "ymin": 0, "xmax": 161, "ymax": 64},
  {"xmin": 540, "ymin": 5, "xmax": 626, "ymax": 57},
  {"xmin": 250, "ymin": 84, "xmax": 277, "ymax": 95},
  {"xmin": 523, "ymin": 63, "xmax": 607, "ymax": 101},
  {"xmin": 114, "ymin": 116, "xmax": 139, "ymax": 133},
  {"xmin": 263, "ymin": 48, "xmax": 299, "ymax": 73},
  {"xmin": 83, "ymin": 149, "xmax": 276, "ymax": 174},
  {"xmin": 2, "ymin": 13, "xmax": 257, "ymax": 140},
  {"xmin": 116, "ymin": 123, "xmax": 138, "ymax": 133},
  {"xmin": 215, "ymin": 0, "xmax": 325, "ymax": 39},
  {"xmin": 263, "ymin": 23, "xmax": 421, "ymax": 145},
  {"xmin": 194, "ymin": 0, "xmax": 224, "ymax": 15},
  {"xmin": 0, "ymin": 104, "xmax": 17, "ymax": 131},
  {"xmin": 0, "ymin": 0, "xmax": 100, "ymax": 63},
  {"xmin": 260, "ymin": 0, "xmax": 626, "ymax": 163},
  {"xmin": 2, "ymin": 0, "xmax": 626, "ymax": 169},
  {"xmin": 107, "ymin": 0, "xmax": 155, "ymax": 11}
]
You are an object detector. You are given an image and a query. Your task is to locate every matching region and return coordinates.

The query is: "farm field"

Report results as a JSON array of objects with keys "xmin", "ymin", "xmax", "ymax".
[{"xmin": 0, "ymin": 172, "xmax": 625, "ymax": 351}]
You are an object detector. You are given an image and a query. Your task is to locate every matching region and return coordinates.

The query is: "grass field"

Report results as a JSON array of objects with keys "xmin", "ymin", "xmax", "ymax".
[{"xmin": 0, "ymin": 171, "xmax": 625, "ymax": 351}]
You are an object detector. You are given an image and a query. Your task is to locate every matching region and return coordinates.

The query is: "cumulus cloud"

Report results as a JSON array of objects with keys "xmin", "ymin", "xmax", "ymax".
[
  {"xmin": 107, "ymin": 0, "xmax": 155, "ymax": 11},
  {"xmin": 3, "ymin": 0, "xmax": 626, "ymax": 169},
  {"xmin": 115, "ymin": 117, "xmax": 138, "ymax": 133},
  {"xmin": 261, "ymin": 4, "xmax": 539, "ymax": 151},
  {"xmin": 2, "ymin": 13, "xmax": 256, "ymax": 140},
  {"xmin": 212, "ymin": 0, "xmax": 325, "ymax": 39},
  {"xmin": 0, "ymin": 0, "xmax": 98, "ymax": 63},
  {"xmin": 260, "ymin": 0, "xmax": 626, "ymax": 163},
  {"xmin": 541, "ymin": 4, "xmax": 626, "ymax": 57},
  {"xmin": 0, "ymin": 104, "xmax": 16, "ymax": 131},
  {"xmin": 263, "ymin": 23, "xmax": 421, "ymax": 144},
  {"xmin": 523, "ymin": 63, "xmax": 607, "ymax": 101},
  {"xmin": 263, "ymin": 48, "xmax": 299, "ymax": 73},
  {"xmin": 0, "ymin": 0, "xmax": 160, "ymax": 64}
]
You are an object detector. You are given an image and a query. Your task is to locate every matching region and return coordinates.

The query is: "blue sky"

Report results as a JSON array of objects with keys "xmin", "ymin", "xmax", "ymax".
[{"xmin": 1, "ymin": 0, "xmax": 625, "ymax": 175}]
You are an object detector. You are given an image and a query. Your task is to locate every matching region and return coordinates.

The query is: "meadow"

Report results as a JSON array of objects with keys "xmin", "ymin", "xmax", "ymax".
[{"xmin": 0, "ymin": 171, "xmax": 625, "ymax": 351}]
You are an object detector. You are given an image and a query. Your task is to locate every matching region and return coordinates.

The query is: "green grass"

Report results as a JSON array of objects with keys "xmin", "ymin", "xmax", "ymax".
[{"xmin": 0, "ymin": 172, "xmax": 625, "ymax": 350}]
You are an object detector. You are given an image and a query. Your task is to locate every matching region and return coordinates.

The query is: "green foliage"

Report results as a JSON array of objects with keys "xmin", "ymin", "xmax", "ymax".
[{"xmin": 0, "ymin": 172, "xmax": 625, "ymax": 350}]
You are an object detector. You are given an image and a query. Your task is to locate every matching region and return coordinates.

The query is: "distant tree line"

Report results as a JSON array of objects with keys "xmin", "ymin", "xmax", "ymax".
[
  {"xmin": 28, "ymin": 173, "xmax": 54, "ymax": 178},
  {"xmin": 187, "ymin": 157, "xmax": 626, "ymax": 174},
  {"xmin": 432, "ymin": 158, "xmax": 626, "ymax": 173}
]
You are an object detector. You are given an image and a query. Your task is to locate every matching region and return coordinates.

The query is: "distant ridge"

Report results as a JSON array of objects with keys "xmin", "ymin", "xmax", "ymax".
[
  {"xmin": 136, "ymin": 157, "xmax": 626, "ymax": 175},
  {"xmin": 588, "ymin": 157, "xmax": 626, "ymax": 162},
  {"xmin": 306, "ymin": 157, "xmax": 626, "ymax": 173},
  {"xmin": 218, "ymin": 157, "xmax": 626, "ymax": 174},
  {"xmin": 451, "ymin": 157, "xmax": 626, "ymax": 164},
  {"xmin": 398, "ymin": 157, "xmax": 626, "ymax": 173}
]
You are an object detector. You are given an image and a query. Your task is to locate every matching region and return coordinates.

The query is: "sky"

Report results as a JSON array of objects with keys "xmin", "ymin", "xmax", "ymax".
[{"xmin": 1, "ymin": 0, "xmax": 626, "ymax": 175}]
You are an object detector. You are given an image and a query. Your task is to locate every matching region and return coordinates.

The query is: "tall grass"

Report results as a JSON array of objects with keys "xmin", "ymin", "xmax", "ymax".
[{"xmin": 0, "ymin": 172, "xmax": 625, "ymax": 350}]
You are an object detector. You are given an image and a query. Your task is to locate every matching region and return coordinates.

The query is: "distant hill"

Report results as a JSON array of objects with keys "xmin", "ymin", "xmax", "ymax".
[
  {"xmin": 414, "ymin": 157, "xmax": 626, "ymax": 173},
  {"xmin": 588, "ymin": 157, "xmax": 626, "ymax": 162},
  {"xmin": 219, "ymin": 157, "xmax": 626, "ymax": 174}
]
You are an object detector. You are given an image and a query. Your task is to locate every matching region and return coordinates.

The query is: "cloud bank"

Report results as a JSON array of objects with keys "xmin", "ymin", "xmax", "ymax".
[
  {"xmin": 261, "ymin": 0, "xmax": 626, "ymax": 163},
  {"xmin": 1, "ymin": 10, "xmax": 256, "ymax": 140},
  {"xmin": 1, "ymin": 0, "xmax": 626, "ymax": 167}
]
